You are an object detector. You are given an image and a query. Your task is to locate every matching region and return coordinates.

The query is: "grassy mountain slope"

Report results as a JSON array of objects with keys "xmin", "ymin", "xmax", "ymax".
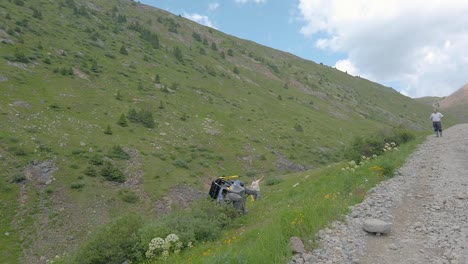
[{"xmin": 0, "ymin": 0, "xmax": 434, "ymax": 262}]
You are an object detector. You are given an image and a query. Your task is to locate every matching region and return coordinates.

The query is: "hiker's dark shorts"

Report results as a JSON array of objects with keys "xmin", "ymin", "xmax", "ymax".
[{"xmin": 433, "ymin": 121, "xmax": 442, "ymax": 131}]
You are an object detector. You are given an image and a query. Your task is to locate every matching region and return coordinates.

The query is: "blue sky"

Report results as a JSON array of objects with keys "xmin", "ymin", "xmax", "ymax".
[{"xmin": 139, "ymin": 0, "xmax": 468, "ymax": 98}]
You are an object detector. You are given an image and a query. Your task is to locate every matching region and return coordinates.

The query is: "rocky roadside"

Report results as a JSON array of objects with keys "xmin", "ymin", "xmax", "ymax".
[{"xmin": 289, "ymin": 124, "xmax": 468, "ymax": 264}]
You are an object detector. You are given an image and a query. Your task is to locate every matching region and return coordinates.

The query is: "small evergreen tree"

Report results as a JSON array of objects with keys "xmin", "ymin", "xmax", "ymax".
[
  {"xmin": 104, "ymin": 125, "xmax": 113, "ymax": 135},
  {"xmin": 115, "ymin": 90, "xmax": 123, "ymax": 101},
  {"xmin": 154, "ymin": 74, "xmax": 160, "ymax": 84},
  {"xmin": 199, "ymin": 48, "xmax": 206, "ymax": 55},
  {"xmin": 128, "ymin": 108, "xmax": 139, "ymax": 123},
  {"xmin": 211, "ymin": 42, "xmax": 218, "ymax": 51},
  {"xmin": 233, "ymin": 67, "xmax": 239, "ymax": 74},
  {"xmin": 117, "ymin": 113, "xmax": 128, "ymax": 127},
  {"xmin": 90, "ymin": 60, "xmax": 100, "ymax": 73},
  {"xmin": 227, "ymin": 48, "xmax": 234, "ymax": 56},
  {"xmin": 173, "ymin": 46, "xmax": 183, "ymax": 62},
  {"xmin": 294, "ymin": 123, "xmax": 303, "ymax": 132},
  {"xmin": 220, "ymin": 51, "xmax": 225, "ymax": 59},
  {"xmin": 140, "ymin": 110, "xmax": 155, "ymax": 128},
  {"xmin": 120, "ymin": 45, "xmax": 128, "ymax": 55},
  {"xmin": 158, "ymin": 101, "xmax": 165, "ymax": 109},
  {"xmin": 32, "ymin": 8, "xmax": 43, "ymax": 19},
  {"xmin": 192, "ymin": 32, "xmax": 201, "ymax": 42}
]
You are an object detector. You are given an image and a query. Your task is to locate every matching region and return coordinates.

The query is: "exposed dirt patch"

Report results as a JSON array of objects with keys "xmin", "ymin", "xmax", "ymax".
[
  {"xmin": 154, "ymin": 185, "xmax": 204, "ymax": 215},
  {"xmin": 124, "ymin": 148, "xmax": 151, "ymax": 203}
]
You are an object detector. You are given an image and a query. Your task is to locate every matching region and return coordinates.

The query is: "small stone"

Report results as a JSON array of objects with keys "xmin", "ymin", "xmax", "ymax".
[{"xmin": 389, "ymin": 243, "xmax": 398, "ymax": 250}]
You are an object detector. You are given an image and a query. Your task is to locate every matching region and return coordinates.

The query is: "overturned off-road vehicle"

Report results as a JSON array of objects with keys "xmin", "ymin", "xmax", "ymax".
[{"xmin": 208, "ymin": 176, "xmax": 258, "ymax": 214}]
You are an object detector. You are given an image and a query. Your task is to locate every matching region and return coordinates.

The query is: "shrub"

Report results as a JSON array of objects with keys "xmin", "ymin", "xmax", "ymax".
[
  {"xmin": 127, "ymin": 108, "xmax": 155, "ymax": 128},
  {"xmin": 118, "ymin": 189, "xmax": 139, "ymax": 203},
  {"xmin": 108, "ymin": 145, "xmax": 130, "ymax": 160},
  {"xmin": 174, "ymin": 159, "xmax": 189, "ymax": 169},
  {"xmin": 84, "ymin": 165, "xmax": 97, "ymax": 177},
  {"xmin": 89, "ymin": 154, "xmax": 104, "ymax": 165},
  {"xmin": 344, "ymin": 127, "xmax": 415, "ymax": 163},
  {"xmin": 131, "ymin": 200, "xmax": 236, "ymax": 262},
  {"xmin": 73, "ymin": 215, "xmax": 144, "ymax": 264},
  {"xmin": 294, "ymin": 123, "xmax": 303, "ymax": 132},
  {"xmin": 12, "ymin": 173, "xmax": 26, "ymax": 183},
  {"xmin": 45, "ymin": 187, "xmax": 53, "ymax": 195},
  {"xmin": 101, "ymin": 161, "xmax": 126, "ymax": 183},
  {"xmin": 11, "ymin": 147, "xmax": 27, "ymax": 156},
  {"xmin": 379, "ymin": 160, "xmax": 397, "ymax": 178},
  {"xmin": 104, "ymin": 125, "xmax": 113, "ymax": 135},
  {"xmin": 265, "ymin": 177, "xmax": 283, "ymax": 186},
  {"xmin": 70, "ymin": 182, "xmax": 84, "ymax": 189}
]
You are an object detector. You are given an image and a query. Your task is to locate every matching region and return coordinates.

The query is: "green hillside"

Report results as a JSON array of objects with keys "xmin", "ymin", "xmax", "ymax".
[
  {"xmin": 414, "ymin": 96, "xmax": 443, "ymax": 106},
  {"xmin": 0, "ymin": 0, "xmax": 436, "ymax": 263}
]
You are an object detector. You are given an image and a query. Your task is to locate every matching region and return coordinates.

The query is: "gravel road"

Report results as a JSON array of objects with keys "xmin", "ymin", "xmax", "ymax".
[{"xmin": 290, "ymin": 123, "xmax": 468, "ymax": 264}]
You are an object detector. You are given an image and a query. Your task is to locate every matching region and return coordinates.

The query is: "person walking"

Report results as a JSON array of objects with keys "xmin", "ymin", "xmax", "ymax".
[{"xmin": 430, "ymin": 108, "xmax": 444, "ymax": 137}]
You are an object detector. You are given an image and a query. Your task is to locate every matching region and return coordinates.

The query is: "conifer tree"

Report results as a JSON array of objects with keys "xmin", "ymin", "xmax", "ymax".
[
  {"xmin": 117, "ymin": 113, "xmax": 128, "ymax": 127},
  {"xmin": 104, "ymin": 125, "xmax": 113, "ymax": 135},
  {"xmin": 120, "ymin": 45, "xmax": 128, "ymax": 55}
]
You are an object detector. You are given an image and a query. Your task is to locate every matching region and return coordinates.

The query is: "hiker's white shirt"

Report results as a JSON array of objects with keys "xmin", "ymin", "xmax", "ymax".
[
  {"xmin": 251, "ymin": 180, "xmax": 260, "ymax": 191},
  {"xmin": 430, "ymin": 112, "xmax": 443, "ymax": 122}
]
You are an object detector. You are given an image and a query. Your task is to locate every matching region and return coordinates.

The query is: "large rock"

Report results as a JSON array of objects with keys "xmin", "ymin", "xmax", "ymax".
[
  {"xmin": 289, "ymin": 236, "xmax": 305, "ymax": 253},
  {"xmin": 363, "ymin": 218, "xmax": 392, "ymax": 234}
]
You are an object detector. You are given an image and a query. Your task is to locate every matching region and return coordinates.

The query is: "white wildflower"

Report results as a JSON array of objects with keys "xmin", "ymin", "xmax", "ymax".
[
  {"xmin": 151, "ymin": 237, "xmax": 165, "ymax": 249},
  {"xmin": 165, "ymin": 234, "xmax": 179, "ymax": 243},
  {"xmin": 175, "ymin": 241, "xmax": 183, "ymax": 249},
  {"xmin": 161, "ymin": 250, "xmax": 169, "ymax": 260}
]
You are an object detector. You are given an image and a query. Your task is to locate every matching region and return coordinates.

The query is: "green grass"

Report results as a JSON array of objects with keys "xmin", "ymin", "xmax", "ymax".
[{"xmin": 0, "ymin": 183, "xmax": 21, "ymax": 264}]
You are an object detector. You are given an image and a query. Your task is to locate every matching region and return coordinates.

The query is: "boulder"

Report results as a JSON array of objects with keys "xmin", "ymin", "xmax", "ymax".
[
  {"xmin": 289, "ymin": 236, "xmax": 305, "ymax": 253},
  {"xmin": 363, "ymin": 218, "xmax": 392, "ymax": 234}
]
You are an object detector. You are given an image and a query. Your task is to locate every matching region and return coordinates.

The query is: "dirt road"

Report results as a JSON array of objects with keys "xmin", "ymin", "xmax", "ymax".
[
  {"xmin": 290, "ymin": 124, "xmax": 468, "ymax": 264},
  {"xmin": 361, "ymin": 123, "xmax": 468, "ymax": 263}
]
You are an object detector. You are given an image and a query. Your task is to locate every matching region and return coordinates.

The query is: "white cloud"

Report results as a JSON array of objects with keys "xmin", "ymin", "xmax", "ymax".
[
  {"xmin": 335, "ymin": 59, "xmax": 359, "ymax": 76},
  {"xmin": 208, "ymin": 2, "xmax": 219, "ymax": 13},
  {"xmin": 297, "ymin": 0, "xmax": 468, "ymax": 97},
  {"xmin": 235, "ymin": 0, "xmax": 267, "ymax": 4},
  {"xmin": 183, "ymin": 13, "xmax": 216, "ymax": 29}
]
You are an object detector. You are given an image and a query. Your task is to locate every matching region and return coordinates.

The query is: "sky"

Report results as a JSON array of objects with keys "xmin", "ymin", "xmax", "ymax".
[{"xmin": 138, "ymin": 0, "xmax": 468, "ymax": 98}]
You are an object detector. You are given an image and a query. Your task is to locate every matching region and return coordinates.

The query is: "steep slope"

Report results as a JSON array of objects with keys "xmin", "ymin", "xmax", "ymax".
[
  {"xmin": 0, "ymin": 0, "xmax": 434, "ymax": 262},
  {"xmin": 417, "ymin": 84, "xmax": 468, "ymax": 122},
  {"xmin": 438, "ymin": 83, "xmax": 468, "ymax": 108}
]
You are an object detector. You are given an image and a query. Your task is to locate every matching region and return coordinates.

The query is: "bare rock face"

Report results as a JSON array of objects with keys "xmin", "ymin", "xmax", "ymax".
[
  {"xmin": 363, "ymin": 218, "xmax": 392, "ymax": 234},
  {"xmin": 24, "ymin": 160, "xmax": 58, "ymax": 186}
]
